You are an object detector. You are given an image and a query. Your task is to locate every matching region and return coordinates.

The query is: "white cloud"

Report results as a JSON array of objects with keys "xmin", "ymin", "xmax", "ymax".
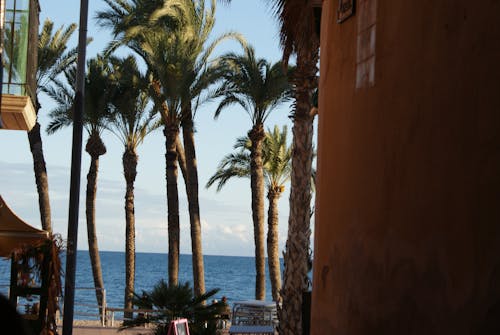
[
  {"xmin": 220, "ymin": 224, "xmax": 250, "ymax": 243},
  {"xmin": 200, "ymin": 218, "xmax": 211, "ymax": 231}
]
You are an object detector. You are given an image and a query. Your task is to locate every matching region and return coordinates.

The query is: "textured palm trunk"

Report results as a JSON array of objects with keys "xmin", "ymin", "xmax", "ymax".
[
  {"xmin": 278, "ymin": 47, "xmax": 318, "ymax": 335},
  {"xmin": 267, "ymin": 187, "xmax": 283, "ymax": 302},
  {"xmin": 176, "ymin": 137, "xmax": 187, "ymax": 179},
  {"xmin": 123, "ymin": 147, "xmax": 138, "ymax": 319},
  {"xmin": 85, "ymin": 132, "xmax": 106, "ymax": 320},
  {"xmin": 164, "ymin": 125, "xmax": 180, "ymax": 287},
  {"xmin": 249, "ymin": 123, "xmax": 266, "ymax": 300},
  {"xmin": 181, "ymin": 107, "xmax": 206, "ymax": 297},
  {"xmin": 152, "ymin": 82, "xmax": 181, "ymax": 287},
  {"xmin": 27, "ymin": 122, "xmax": 52, "ymax": 232}
]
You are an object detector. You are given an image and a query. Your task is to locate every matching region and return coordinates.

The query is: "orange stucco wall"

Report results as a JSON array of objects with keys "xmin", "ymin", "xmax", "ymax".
[{"xmin": 311, "ymin": 0, "xmax": 500, "ymax": 333}]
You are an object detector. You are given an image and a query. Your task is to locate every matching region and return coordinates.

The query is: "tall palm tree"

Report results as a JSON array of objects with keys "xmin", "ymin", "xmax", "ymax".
[
  {"xmin": 107, "ymin": 55, "xmax": 156, "ymax": 317},
  {"xmin": 45, "ymin": 55, "xmax": 114, "ymax": 318},
  {"xmin": 30, "ymin": 19, "xmax": 78, "ymax": 232},
  {"xmin": 270, "ymin": 1, "xmax": 319, "ymax": 333},
  {"xmin": 207, "ymin": 125, "xmax": 292, "ymax": 302},
  {"xmin": 213, "ymin": 50, "xmax": 292, "ymax": 300},
  {"xmin": 262, "ymin": 125, "xmax": 291, "ymax": 302}
]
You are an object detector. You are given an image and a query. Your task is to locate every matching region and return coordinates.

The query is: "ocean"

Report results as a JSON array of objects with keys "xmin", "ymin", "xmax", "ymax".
[{"xmin": 0, "ymin": 250, "xmax": 281, "ymax": 320}]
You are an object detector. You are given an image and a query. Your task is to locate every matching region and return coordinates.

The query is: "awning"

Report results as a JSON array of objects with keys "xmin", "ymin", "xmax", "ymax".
[{"xmin": 0, "ymin": 195, "xmax": 49, "ymax": 257}]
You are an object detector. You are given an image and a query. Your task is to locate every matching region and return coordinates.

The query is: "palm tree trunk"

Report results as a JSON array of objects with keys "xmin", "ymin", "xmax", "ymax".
[
  {"xmin": 123, "ymin": 147, "xmax": 138, "ymax": 319},
  {"xmin": 278, "ymin": 47, "xmax": 318, "ymax": 335},
  {"xmin": 249, "ymin": 123, "xmax": 266, "ymax": 300},
  {"xmin": 27, "ymin": 122, "xmax": 52, "ymax": 232},
  {"xmin": 181, "ymin": 107, "xmax": 206, "ymax": 297},
  {"xmin": 267, "ymin": 187, "xmax": 283, "ymax": 302},
  {"xmin": 164, "ymin": 125, "xmax": 180, "ymax": 287},
  {"xmin": 85, "ymin": 132, "xmax": 106, "ymax": 320},
  {"xmin": 152, "ymin": 83, "xmax": 181, "ymax": 287},
  {"xmin": 176, "ymin": 137, "xmax": 187, "ymax": 181}
]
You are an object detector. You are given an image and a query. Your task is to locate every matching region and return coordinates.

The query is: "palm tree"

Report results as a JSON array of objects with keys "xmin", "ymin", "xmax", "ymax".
[
  {"xmin": 262, "ymin": 125, "xmax": 291, "ymax": 302},
  {"xmin": 45, "ymin": 55, "xmax": 114, "ymax": 319},
  {"xmin": 28, "ymin": 19, "xmax": 78, "ymax": 232},
  {"xmin": 207, "ymin": 125, "xmax": 292, "ymax": 302},
  {"xmin": 213, "ymin": 46, "xmax": 292, "ymax": 300},
  {"xmin": 269, "ymin": 1, "xmax": 319, "ymax": 333},
  {"xmin": 107, "ymin": 55, "xmax": 156, "ymax": 317}
]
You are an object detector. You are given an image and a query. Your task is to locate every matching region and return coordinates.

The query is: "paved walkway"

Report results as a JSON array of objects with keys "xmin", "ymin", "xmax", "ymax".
[
  {"xmin": 71, "ymin": 326, "xmax": 231, "ymax": 335},
  {"xmin": 72, "ymin": 326, "xmax": 149, "ymax": 335}
]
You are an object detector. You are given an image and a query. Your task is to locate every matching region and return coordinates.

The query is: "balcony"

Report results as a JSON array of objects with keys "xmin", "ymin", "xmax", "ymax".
[
  {"xmin": 1, "ymin": 94, "xmax": 36, "ymax": 130},
  {"xmin": 1, "ymin": 0, "xmax": 39, "ymax": 131}
]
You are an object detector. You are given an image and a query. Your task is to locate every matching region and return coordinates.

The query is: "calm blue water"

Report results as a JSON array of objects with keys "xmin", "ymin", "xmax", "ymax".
[{"xmin": 0, "ymin": 251, "xmax": 281, "ymax": 320}]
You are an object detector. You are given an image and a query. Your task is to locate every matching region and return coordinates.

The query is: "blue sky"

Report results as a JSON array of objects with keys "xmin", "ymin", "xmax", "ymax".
[{"xmin": 0, "ymin": 0, "xmax": 315, "ymax": 256}]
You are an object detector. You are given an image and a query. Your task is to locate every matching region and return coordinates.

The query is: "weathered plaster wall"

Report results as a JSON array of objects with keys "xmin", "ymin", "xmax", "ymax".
[{"xmin": 311, "ymin": 0, "xmax": 500, "ymax": 333}]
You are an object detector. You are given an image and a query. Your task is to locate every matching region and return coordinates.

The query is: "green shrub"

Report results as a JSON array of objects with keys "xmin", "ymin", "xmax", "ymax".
[{"xmin": 122, "ymin": 280, "xmax": 225, "ymax": 335}]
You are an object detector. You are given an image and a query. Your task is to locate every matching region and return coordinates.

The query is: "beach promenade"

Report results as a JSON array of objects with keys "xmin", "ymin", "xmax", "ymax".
[
  {"xmin": 72, "ymin": 325, "xmax": 230, "ymax": 335},
  {"xmin": 65, "ymin": 320, "xmax": 230, "ymax": 335},
  {"xmin": 58, "ymin": 320, "xmax": 148, "ymax": 335},
  {"xmin": 72, "ymin": 326, "xmax": 146, "ymax": 335}
]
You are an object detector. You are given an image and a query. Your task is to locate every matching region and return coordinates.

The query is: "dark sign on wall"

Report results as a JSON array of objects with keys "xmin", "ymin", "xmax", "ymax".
[{"xmin": 337, "ymin": 0, "xmax": 355, "ymax": 23}]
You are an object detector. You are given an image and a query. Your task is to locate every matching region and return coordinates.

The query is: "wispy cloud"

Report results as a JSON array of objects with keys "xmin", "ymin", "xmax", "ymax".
[{"xmin": 221, "ymin": 224, "xmax": 250, "ymax": 243}]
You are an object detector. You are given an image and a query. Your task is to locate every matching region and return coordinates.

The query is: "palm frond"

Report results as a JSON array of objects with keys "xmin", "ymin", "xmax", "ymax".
[
  {"xmin": 262, "ymin": 125, "xmax": 292, "ymax": 189},
  {"xmin": 106, "ymin": 55, "xmax": 155, "ymax": 149},
  {"xmin": 269, "ymin": 0, "xmax": 319, "ymax": 65},
  {"xmin": 121, "ymin": 280, "xmax": 222, "ymax": 334},
  {"xmin": 206, "ymin": 165, "xmax": 251, "ymax": 192},
  {"xmin": 213, "ymin": 94, "xmax": 247, "ymax": 119},
  {"xmin": 97, "ymin": 0, "xmax": 243, "ymax": 126},
  {"xmin": 213, "ymin": 45, "xmax": 292, "ymax": 126},
  {"xmin": 45, "ymin": 54, "xmax": 116, "ymax": 139},
  {"xmin": 37, "ymin": 19, "xmax": 78, "ymax": 92},
  {"xmin": 46, "ymin": 107, "xmax": 73, "ymax": 134}
]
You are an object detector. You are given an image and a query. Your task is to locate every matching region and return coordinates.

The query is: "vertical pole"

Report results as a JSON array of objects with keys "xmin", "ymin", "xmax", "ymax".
[
  {"xmin": 101, "ymin": 289, "xmax": 106, "ymax": 326},
  {"xmin": 61, "ymin": 0, "xmax": 88, "ymax": 334},
  {"xmin": 9, "ymin": 253, "xmax": 17, "ymax": 305}
]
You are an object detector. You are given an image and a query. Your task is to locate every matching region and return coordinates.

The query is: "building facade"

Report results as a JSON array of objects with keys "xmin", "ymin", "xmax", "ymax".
[{"xmin": 312, "ymin": 0, "xmax": 500, "ymax": 333}]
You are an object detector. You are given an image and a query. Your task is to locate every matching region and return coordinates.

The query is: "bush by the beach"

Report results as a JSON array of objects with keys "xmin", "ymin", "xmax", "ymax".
[{"xmin": 122, "ymin": 280, "xmax": 226, "ymax": 335}]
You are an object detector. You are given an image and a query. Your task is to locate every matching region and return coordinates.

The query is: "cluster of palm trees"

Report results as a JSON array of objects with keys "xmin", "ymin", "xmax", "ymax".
[
  {"xmin": 207, "ymin": 125, "xmax": 293, "ymax": 302},
  {"xmin": 206, "ymin": 45, "xmax": 294, "ymax": 302},
  {"xmin": 30, "ymin": 0, "xmax": 318, "ymax": 334},
  {"xmin": 45, "ymin": 53, "xmax": 156, "ymax": 314}
]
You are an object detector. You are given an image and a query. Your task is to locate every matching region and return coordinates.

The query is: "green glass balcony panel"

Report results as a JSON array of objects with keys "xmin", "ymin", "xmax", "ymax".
[
  {"xmin": 2, "ymin": 0, "xmax": 30, "ymax": 96},
  {"xmin": 2, "ymin": 83, "xmax": 23, "ymax": 95},
  {"xmin": 6, "ymin": 0, "xmax": 29, "ymax": 11},
  {"xmin": 5, "ymin": 10, "xmax": 14, "ymax": 22}
]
